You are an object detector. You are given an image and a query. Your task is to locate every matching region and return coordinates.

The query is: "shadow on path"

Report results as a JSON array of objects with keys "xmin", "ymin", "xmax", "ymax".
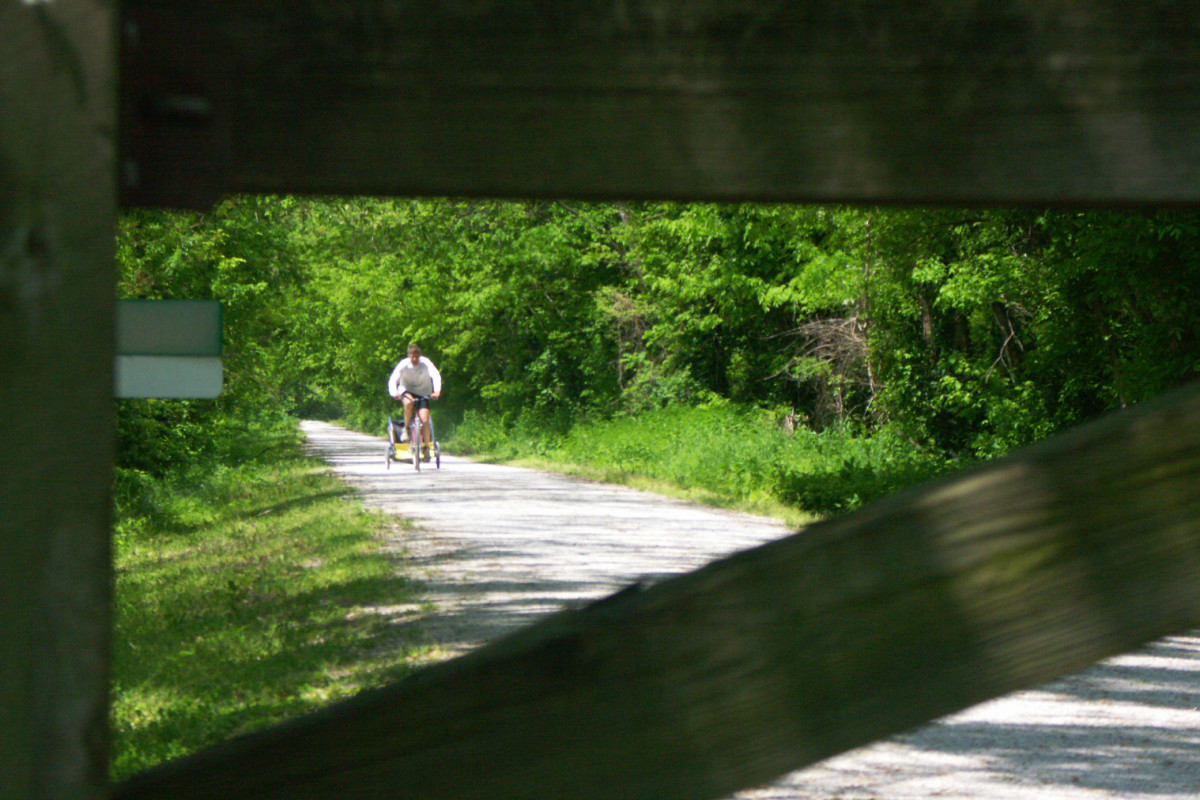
[
  {"xmin": 301, "ymin": 420, "xmax": 1200, "ymax": 800},
  {"xmin": 300, "ymin": 419, "xmax": 794, "ymax": 659}
]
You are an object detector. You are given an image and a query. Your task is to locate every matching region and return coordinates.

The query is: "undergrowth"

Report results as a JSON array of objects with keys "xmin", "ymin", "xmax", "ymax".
[
  {"xmin": 111, "ymin": 412, "xmax": 422, "ymax": 782},
  {"xmin": 452, "ymin": 399, "xmax": 958, "ymax": 518}
]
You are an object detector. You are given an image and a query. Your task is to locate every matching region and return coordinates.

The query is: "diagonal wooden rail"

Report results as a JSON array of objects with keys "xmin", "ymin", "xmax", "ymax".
[{"xmin": 113, "ymin": 382, "xmax": 1200, "ymax": 800}]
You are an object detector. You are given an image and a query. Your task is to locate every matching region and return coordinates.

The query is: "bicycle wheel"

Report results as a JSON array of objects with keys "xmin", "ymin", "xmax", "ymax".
[
  {"xmin": 411, "ymin": 420, "xmax": 422, "ymax": 471},
  {"xmin": 424, "ymin": 417, "xmax": 439, "ymax": 469}
]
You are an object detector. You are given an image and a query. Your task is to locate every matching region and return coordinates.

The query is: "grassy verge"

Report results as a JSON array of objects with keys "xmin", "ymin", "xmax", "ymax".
[
  {"xmin": 111, "ymin": 421, "xmax": 423, "ymax": 782},
  {"xmin": 501, "ymin": 455, "xmax": 819, "ymax": 529},
  {"xmin": 451, "ymin": 400, "xmax": 960, "ymax": 523}
]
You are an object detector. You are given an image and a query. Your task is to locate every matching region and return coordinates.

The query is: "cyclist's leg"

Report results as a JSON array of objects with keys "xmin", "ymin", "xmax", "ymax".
[
  {"xmin": 416, "ymin": 399, "xmax": 433, "ymax": 460},
  {"xmin": 401, "ymin": 393, "xmax": 415, "ymax": 440},
  {"xmin": 411, "ymin": 414, "xmax": 422, "ymax": 469},
  {"xmin": 417, "ymin": 405, "xmax": 432, "ymax": 444}
]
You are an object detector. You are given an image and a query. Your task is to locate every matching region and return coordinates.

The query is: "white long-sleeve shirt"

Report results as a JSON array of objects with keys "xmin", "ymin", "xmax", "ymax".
[{"xmin": 388, "ymin": 355, "xmax": 442, "ymax": 398}]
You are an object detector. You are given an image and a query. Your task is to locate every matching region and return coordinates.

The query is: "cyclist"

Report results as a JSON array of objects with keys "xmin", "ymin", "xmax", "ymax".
[{"xmin": 387, "ymin": 343, "xmax": 442, "ymax": 457}]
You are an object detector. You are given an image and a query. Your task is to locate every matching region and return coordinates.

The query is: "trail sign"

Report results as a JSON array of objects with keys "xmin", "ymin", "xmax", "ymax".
[{"xmin": 115, "ymin": 300, "xmax": 223, "ymax": 398}]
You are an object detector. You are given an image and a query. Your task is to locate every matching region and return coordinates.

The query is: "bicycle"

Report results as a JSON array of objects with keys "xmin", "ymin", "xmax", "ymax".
[{"xmin": 385, "ymin": 395, "xmax": 441, "ymax": 471}]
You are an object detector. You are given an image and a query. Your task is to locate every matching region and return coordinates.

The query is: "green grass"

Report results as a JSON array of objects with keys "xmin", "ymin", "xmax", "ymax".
[
  {"xmin": 452, "ymin": 400, "xmax": 959, "ymax": 523},
  {"xmin": 111, "ymin": 427, "xmax": 424, "ymax": 782}
]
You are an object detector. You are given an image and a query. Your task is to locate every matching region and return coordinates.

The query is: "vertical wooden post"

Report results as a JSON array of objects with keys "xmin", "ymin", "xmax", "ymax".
[{"xmin": 0, "ymin": 2, "xmax": 116, "ymax": 798}]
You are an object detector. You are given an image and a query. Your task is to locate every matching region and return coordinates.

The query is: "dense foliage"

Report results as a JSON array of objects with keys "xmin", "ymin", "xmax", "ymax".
[{"xmin": 116, "ymin": 199, "xmax": 1200, "ymax": 505}]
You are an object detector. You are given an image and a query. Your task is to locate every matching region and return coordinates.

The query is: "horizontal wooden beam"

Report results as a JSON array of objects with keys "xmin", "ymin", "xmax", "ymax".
[
  {"xmin": 113, "ymin": 381, "xmax": 1200, "ymax": 800},
  {"xmin": 120, "ymin": 1, "xmax": 1200, "ymax": 208}
]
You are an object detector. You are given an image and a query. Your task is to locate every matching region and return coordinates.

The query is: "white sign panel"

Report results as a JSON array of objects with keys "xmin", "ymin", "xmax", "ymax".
[{"xmin": 115, "ymin": 356, "xmax": 224, "ymax": 399}]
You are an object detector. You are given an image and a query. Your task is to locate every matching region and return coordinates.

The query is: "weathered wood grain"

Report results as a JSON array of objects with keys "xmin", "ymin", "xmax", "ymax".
[
  {"xmin": 121, "ymin": 1, "xmax": 1200, "ymax": 208},
  {"xmin": 113, "ymin": 382, "xmax": 1200, "ymax": 800},
  {"xmin": 0, "ymin": 2, "xmax": 116, "ymax": 799},
  {"xmin": 14, "ymin": 3, "xmax": 1193, "ymax": 799}
]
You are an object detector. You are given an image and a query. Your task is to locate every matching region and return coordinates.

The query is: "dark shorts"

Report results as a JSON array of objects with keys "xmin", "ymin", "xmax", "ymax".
[{"xmin": 401, "ymin": 392, "xmax": 431, "ymax": 411}]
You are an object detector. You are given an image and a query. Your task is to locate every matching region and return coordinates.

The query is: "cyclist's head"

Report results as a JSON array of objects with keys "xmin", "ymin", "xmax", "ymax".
[{"xmin": 407, "ymin": 343, "xmax": 422, "ymax": 363}]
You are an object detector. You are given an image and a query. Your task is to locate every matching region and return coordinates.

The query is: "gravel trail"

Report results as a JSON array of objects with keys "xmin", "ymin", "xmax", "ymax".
[{"xmin": 301, "ymin": 420, "xmax": 1200, "ymax": 800}]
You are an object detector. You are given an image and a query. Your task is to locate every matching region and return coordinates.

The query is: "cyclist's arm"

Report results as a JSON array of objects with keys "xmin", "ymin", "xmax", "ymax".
[
  {"xmin": 387, "ymin": 361, "xmax": 404, "ymax": 398},
  {"xmin": 425, "ymin": 358, "xmax": 443, "ymax": 397}
]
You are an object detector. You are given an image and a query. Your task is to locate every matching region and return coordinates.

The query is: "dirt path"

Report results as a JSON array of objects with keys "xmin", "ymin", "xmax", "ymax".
[{"xmin": 301, "ymin": 420, "xmax": 1200, "ymax": 800}]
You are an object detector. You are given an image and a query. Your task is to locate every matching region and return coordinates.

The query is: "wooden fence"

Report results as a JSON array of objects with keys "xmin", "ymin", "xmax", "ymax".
[{"xmin": 6, "ymin": 2, "xmax": 1200, "ymax": 798}]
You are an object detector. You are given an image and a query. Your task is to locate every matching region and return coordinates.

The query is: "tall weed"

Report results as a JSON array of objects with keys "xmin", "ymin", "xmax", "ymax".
[
  {"xmin": 457, "ymin": 401, "xmax": 956, "ymax": 516},
  {"xmin": 113, "ymin": 405, "xmax": 298, "ymax": 538}
]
